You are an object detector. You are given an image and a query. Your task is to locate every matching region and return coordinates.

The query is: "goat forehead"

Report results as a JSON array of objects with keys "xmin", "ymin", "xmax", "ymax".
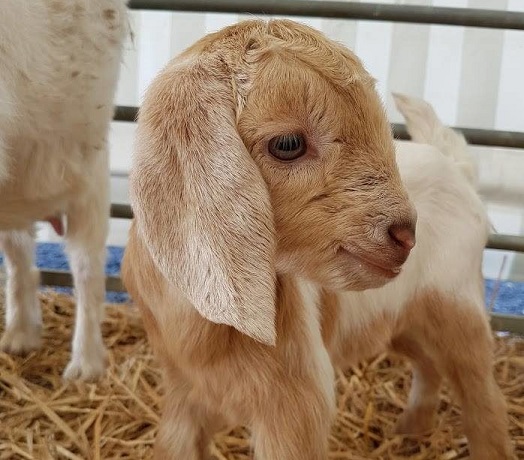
[
  {"xmin": 246, "ymin": 71, "xmax": 375, "ymax": 128},
  {"xmin": 251, "ymin": 48, "xmax": 367, "ymax": 92}
]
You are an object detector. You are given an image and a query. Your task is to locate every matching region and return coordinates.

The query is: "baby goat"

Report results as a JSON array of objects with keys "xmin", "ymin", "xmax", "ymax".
[
  {"xmin": 122, "ymin": 20, "xmax": 513, "ymax": 460},
  {"xmin": 0, "ymin": 0, "xmax": 128, "ymax": 380}
]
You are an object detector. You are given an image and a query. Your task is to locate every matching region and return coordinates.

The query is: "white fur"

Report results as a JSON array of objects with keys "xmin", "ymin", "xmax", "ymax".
[
  {"xmin": 0, "ymin": 0, "xmax": 128, "ymax": 380},
  {"xmin": 392, "ymin": 93, "xmax": 478, "ymax": 185},
  {"xmin": 296, "ymin": 279, "xmax": 336, "ymax": 416}
]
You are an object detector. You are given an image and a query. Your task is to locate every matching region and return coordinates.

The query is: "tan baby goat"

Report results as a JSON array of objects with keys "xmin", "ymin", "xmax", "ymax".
[{"xmin": 122, "ymin": 20, "xmax": 513, "ymax": 460}]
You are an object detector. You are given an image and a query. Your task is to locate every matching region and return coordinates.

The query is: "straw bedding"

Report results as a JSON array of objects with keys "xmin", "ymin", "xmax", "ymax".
[{"xmin": 0, "ymin": 291, "xmax": 523, "ymax": 460}]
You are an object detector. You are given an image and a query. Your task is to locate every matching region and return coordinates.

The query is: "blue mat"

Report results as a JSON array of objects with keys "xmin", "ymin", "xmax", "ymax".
[
  {"xmin": 0, "ymin": 242, "xmax": 523, "ymax": 314},
  {"xmin": 0, "ymin": 243, "xmax": 128, "ymax": 303}
]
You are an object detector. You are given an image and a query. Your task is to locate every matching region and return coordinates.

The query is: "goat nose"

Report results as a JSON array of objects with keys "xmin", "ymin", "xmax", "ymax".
[{"xmin": 388, "ymin": 222, "xmax": 416, "ymax": 251}]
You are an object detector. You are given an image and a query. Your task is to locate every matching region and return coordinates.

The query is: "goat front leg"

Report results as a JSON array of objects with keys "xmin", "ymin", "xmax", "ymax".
[
  {"xmin": 252, "ymin": 369, "xmax": 335, "ymax": 460},
  {"xmin": 62, "ymin": 176, "xmax": 109, "ymax": 381},
  {"xmin": 154, "ymin": 378, "xmax": 217, "ymax": 460},
  {"xmin": 0, "ymin": 228, "xmax": 41, "ymax": 354}
]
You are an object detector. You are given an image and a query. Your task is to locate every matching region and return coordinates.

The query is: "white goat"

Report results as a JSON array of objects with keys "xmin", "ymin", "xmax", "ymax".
[{"xmin": 0, "ymin": 0, "xmax": 128, "ymax": 380}]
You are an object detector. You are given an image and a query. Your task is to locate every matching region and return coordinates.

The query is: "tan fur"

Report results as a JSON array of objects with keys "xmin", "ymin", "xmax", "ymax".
[
  {"xmin": 124, "ymin": 224, "xmax": 336, "ymax": 459},
  {"xmin": 392, "ymin": 291, "xmax": 511, "ymax": 460},
  {"xmin": 129, "ymin": 19, "xmax": 415, "ymax": 346},
  {"xmin": 320, "ymin": 289, "xmax": 512, "ymax": 459},
  {"xmin": 122, "ymin": 20, "xmax": 512, "ymax": 460}
]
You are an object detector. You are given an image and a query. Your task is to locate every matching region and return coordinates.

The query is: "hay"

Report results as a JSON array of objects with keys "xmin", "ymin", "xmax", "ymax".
[{"xmin": 0, "ymin": 291, "xmax": 523, "ymax": 460}]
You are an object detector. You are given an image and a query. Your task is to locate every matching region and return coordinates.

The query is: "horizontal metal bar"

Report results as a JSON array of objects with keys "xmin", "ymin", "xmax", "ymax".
[
  {"xmin": 114, "ymin": 106, "xmax": 137, "ymax": 123},
  {"xmin": 127, "ymin": 0, "xmax": 524, "ymax": 30},
  {"xmin": 35, "ymin": 271, "xmax": 524, "ymax": 333},
  {"xmin": 111, "ymin": 171, "xmax": 131, "ymax": 179},
  {"xmin": 487, "ymin": 234, "xmax": 524, "ymax": 253},
  {"xmin": 40, "ymin": 270, "xmax": 126, "ymax": 292},
  {"xmin": 109, "ymin": 202, "xmax": 524, "ymax": 253},
  {"xmin": 392, "ymin": 123, "xmax": 524, "ymax": 150},
  {"xmin": 490, "ymin": 313, "xmax": 524, "ymax": 335},
  {"xmin": 110, "ymin": 203, "xmax": 134, "ymax": 219},
  {"xmin": 114, "ymin": 106, "xmax": 524, "ymax": 150}
]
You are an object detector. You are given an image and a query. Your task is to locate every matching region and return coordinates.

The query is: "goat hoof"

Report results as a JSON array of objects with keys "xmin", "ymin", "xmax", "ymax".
[
  {"xmin": 63, "ymin": 348, "xmax": 108, "ymax": 382},
  {"xmin": 0, "ymin": 323, "xmax": 42, "ymax": 355}
]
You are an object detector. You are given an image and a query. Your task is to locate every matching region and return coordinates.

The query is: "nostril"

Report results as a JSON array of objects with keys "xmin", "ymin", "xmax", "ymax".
[{"xmin": 388, "ymin": 223, "xmax": 416, "ymax": 251}]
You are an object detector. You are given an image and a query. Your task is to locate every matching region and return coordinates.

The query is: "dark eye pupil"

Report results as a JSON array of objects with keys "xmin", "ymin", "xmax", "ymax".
[
  {"xmin": 268, "ymin": 134, "xmax": 306, "ymax": 161},
  {"xmin": 277, "ymin": 135, "xmax": 300, "ymax": 152}
]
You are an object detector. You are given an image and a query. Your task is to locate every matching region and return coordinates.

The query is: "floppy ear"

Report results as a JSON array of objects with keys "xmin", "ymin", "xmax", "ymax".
[{"xmin": 129, "ymin": 53, "xmax": 277, "ymax": 346}]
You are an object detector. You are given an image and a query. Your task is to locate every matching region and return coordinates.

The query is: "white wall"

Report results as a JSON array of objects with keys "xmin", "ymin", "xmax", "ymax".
[{"xmin": 36, "ymin": 0, "xmax": 524, "ymax": 280}]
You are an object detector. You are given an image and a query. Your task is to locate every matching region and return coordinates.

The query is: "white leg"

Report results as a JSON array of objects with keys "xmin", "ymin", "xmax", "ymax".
[
  {"xmin": 63, "ymin": 167, "xmax": 110, "ymax": 381},
  {"xmin": 0, "ymin": 228, "xmax": 42, "ymax": 354}
]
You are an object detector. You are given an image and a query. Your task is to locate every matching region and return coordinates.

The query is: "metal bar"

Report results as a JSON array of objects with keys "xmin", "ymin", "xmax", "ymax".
[
  {"xmin": 40, "ymin": 270, "xmax": 126, "ymax": 292},
  {"xmin": 108, "ymin": 202, "xmax": 524, "ymax": 254},
  {"xmin": 392, "ymin": 123, "xmax": 524, "ymax": 150},
  {"xmin": 487, "ymin": 234, "xmax": 524, "ymax": 253},
  {"xmin": 35, "ymin": 270, "xmax": 524, "ymax": 333},
  {"xmin": 114, "ymin": 105, "xmax": 137, "ymax": 123},
  {"xmin": 490, "ymin": 313, "xmax": 524, "ymax": 335},
  {"xmin": 110, "ymin": 203, "xmax": 134, "ymax": 219},
  {"xmin": 111, "ymin": 171, "xmax": 131, "ymax": 179},
  {"xmin": 127, "ymin": 0, "xmax": 524, "ymax": 30},
  {"xmin": 114, "ymin": 106, "xmax": 524, "ymax": 150}
]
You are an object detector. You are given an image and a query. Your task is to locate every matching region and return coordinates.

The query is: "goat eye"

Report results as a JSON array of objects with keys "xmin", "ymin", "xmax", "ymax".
[{"xmin": 268, "ymin": 134, "xmax": 307, "ymax": 161}]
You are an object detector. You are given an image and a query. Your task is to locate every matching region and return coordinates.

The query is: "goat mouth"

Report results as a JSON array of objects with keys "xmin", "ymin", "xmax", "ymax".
[{"xmin": 338, "ymin": 247, "xmax": 402, "ymax": 279}]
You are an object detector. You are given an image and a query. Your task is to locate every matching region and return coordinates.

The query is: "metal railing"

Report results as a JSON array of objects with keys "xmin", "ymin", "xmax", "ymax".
[
  {"xmin": 35, "ymin": 267, "xmax": 524, "ymax": 334},
  {"xmin": 114, "ymin": 105, "xmax": 524, "ymax": 150},
  {"xmin": 108, "ymin": 201, "xmax": 524, "ymax": 253},
  {"xmin": 127, "ymin": 0, "xmax": 524, "ymax": 30}
]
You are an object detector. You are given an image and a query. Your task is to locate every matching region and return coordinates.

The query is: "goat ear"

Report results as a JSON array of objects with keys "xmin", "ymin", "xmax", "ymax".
[{"xmin": 129, "ymin": 55, "xmax": 277, "ymax": 346}]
